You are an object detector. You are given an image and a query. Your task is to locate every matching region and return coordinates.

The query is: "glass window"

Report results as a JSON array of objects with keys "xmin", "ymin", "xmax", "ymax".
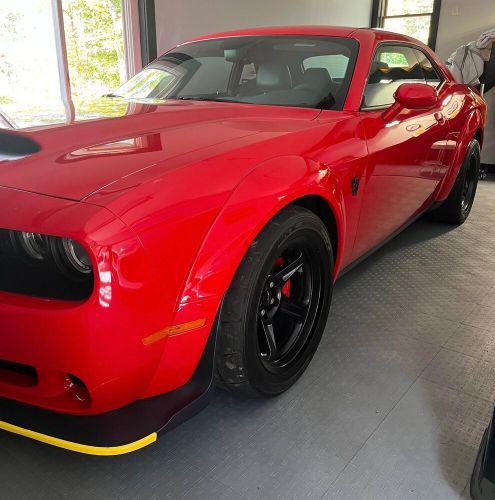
[
  {"xmin": 382, "ymin": 16, "xmax": 432, "ymax": 46},
  {"xmin": 375, "ymin": 0, "xmax": 438, "ymax": 46},
  {"xmin": 363, "ymin": 45, "xmax": 427, "ymax": 109},
  {"xmin": 303, "ymin": 54, "xmax": 350, "ymax": 80},
  {"xmin": 114, "ymin": 36, "xmax": 359, "ymax": 110},
  {"xmin": 0, "ymin": 1, "xmax": 65, "ymax": 128},
  {"xmin": 414, "ymin": 50, "xmax": 443, "ymax": 87},
  {"xmin": 179, "ymin": 57, "xmax": 234, "ymax": 95},
  {"xmin": 62, "ymin": 0, "xmax": 127, "ymax": 120},
  {"xmin": 0, "ymin": 0, "xmax": 130, "ymax": 129},
  {"xmin": 385, "ymin": 0, "xmax": 434, "ymax": 16}
]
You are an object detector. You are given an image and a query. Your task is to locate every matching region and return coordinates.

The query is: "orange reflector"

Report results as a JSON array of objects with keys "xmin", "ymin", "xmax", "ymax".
[{"xmin": 142, "ymin": 318, "xmax": 207, "ymax": 345}]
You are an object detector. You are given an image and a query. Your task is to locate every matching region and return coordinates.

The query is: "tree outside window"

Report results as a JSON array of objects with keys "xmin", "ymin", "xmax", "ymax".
[
  {"xmin": 0, "ymin": 0, "xmax": 128, "ymax": 127},
  {"xmin": 372, "ymin": 0, "xmax": 442, "ymax": 49}
]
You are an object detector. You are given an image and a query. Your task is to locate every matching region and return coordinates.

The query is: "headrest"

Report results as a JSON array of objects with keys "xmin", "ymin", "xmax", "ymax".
[
  {"xmin": 368, "ymin": 61, "xmax": 390, "ymax": 83},
  {"xmin": 370, "ymin": 61, "xmax": 389, "ymax": 73},
  {"xmin": 301, "ymin": 68, "xmax": 332, "ymax": 91},
  {"xmin": 256, "ymin": 62, "xmax": 291, "ymax": 90}
]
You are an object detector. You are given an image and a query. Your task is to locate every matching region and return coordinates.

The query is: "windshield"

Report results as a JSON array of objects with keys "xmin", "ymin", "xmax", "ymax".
[{"xmin": 115, "ymin": 35, "xmax": 359, "ymax": 110}]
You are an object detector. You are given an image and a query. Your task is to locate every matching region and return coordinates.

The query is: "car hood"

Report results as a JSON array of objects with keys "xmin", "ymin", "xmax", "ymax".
[{"xmin": 0, "ymin": 97, "xmax": 323, "ymax": 201}]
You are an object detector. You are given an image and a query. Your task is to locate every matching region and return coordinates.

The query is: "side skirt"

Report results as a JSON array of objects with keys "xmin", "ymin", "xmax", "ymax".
[{"xmin": 337, "ymin": 202, "xmax": 441, "ymax": 279}]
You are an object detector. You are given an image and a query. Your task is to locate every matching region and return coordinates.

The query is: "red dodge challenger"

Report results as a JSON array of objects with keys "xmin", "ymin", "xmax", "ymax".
[{"xmin": 0, "ymin": 26, "xmax": 485, "ymax": 455}]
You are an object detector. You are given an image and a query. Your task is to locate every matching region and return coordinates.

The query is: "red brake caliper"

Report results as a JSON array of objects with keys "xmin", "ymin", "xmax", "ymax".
[{"xmin": 274, "ymin": 257, "xmax": 291, "ymax": 298}]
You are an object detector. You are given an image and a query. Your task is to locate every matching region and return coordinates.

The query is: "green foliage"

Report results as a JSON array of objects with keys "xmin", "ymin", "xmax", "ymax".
[
  {"xmin": 380, "ymin": 52, "xmax": 408, "ymax": 67},
  {"xmin": 62, "ymin": 0, "xmax": 125, "ymax": 98}
]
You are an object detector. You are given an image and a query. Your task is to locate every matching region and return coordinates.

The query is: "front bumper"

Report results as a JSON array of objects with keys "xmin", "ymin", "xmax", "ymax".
[
  {"xmin": 0, "ymin": 186, "xmax": 219, "ymax": 421},
  {"xmin": 0, "ymin": 316, "xmax": 217, "ymax": 455}
]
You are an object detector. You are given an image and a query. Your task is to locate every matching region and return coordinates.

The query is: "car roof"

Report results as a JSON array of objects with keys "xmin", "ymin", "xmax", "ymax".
[{"xmin": 187, "ymin": 26, "xmax": 420, "ymax": 45}]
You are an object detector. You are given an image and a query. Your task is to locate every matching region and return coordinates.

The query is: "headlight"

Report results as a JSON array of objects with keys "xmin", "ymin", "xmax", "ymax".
[
  {"xmin": 8, "ymin": 230, "xmax": 92, "ymax": 278},
  {"xmin": 2, "ymin": 229, "xmax": 94, "ymax": 300},
  {"xmin": 50, "ymin": 237, "xmax": 93, "ymax": 279},
  {"xmin": 10, "ymin": 231, "xmax": 48, "ymax": 260},
  {"xmin": 61, "ymin": 238, "xmax": 92, "ymax": 274}
]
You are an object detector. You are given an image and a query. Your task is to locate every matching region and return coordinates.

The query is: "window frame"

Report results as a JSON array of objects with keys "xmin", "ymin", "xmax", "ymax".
[
  {"xmin": 360, "ymin": 41, "xmax": 445, "ymax": 111},
  {"xmin": 370, "ymin": 0, "xmax": 442, "ymax": 50},
  {"xmin": 49, "ymin": 0, "xmax": 140, "ymax": 124}
]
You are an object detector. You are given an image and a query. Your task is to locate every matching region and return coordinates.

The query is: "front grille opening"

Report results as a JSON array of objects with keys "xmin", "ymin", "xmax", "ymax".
[
  {"xmin": 0, "ymin": 229, "xmax": 93, "ymax": 300},
  {"xmin": 0, "ymin": 359, "xmax": 38, "ymax": 387}
]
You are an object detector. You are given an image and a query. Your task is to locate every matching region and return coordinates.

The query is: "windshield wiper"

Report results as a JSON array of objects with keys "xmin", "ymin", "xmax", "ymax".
[
  {"xmin": 166, "ymin": 96, "xmax": 241, "ymax": 103},
  {"xmin": 103, "ymin": 92, "xmax": 124, "ymax": 98}
]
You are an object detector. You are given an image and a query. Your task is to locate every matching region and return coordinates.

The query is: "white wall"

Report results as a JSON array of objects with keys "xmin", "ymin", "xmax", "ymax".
[
  {"xmin": 154, "ymin": 0, "xmax": 372, "ymax": 54},
  {"xmin": 436, "ymin": 0, "xmax": 495, "ymax": 61}
]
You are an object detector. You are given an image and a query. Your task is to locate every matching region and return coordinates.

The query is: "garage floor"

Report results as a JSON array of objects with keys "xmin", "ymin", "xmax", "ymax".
[{"xmin": 2, "ymin": 177, "xmax": 495, "ymax": 500}]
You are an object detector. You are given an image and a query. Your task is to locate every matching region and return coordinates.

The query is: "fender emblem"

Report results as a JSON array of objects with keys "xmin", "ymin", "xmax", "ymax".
[{"xmin": 351, "ymin": 176, "xmax": 360, "ymax": 196}]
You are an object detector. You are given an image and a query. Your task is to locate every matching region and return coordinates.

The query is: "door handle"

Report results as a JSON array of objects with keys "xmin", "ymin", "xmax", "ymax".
[{"xmin": 434, "ymin": 112, "xmax": 445, "ymax": 125}]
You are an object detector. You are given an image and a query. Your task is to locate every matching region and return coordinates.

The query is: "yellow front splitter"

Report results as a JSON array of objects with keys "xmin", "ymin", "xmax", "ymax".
[{"xmin": 0, "ymin": 419, "xmax": 157, "ymax": 456}]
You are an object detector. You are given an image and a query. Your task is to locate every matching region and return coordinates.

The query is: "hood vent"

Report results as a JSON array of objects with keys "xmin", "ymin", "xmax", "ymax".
[{"xmin": 0, "ymin": 132, "xmax": 41, "ymax": 161}]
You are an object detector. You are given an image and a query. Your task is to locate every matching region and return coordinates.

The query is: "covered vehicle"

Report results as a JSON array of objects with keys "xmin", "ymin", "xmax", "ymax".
[{"xmin": 0, "ymin": 26, "xmax": 486, "ymax": 455}]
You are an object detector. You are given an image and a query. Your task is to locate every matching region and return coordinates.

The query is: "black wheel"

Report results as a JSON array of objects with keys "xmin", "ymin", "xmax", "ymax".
[
  {"xmin": 429, "ymin": 139, "xmax": 480, "ymax": 224},
  {"xmin": 215, "ymin": 205, "xmax": 333, "ymax": 397}
]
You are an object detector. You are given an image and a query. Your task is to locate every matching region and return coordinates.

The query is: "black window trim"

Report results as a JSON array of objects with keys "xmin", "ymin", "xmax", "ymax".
[
  {"xmin": 370, "ymin": 0, "xmax": 442, "ymax": 50},
  {"xmin": 360, "ymin": 41, "xmax": 445, "ymax": 111}
]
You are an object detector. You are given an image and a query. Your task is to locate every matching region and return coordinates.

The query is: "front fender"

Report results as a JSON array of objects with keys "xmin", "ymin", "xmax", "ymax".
[
  {"xmin": 180, "ymin": 155, "xmax": 345, "ymax": 307},
  {"xmin": 144, "ymin": 155, "xmax": 346, "ymax": 398}
]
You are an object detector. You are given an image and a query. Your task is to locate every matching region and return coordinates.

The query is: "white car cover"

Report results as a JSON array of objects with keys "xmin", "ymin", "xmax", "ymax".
[{"xmin": 445, "ymin": 28, "xmax": 494, "ymax": 85}]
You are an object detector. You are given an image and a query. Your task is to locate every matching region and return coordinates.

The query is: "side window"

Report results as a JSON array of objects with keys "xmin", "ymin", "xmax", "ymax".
[
  {"xmin": 179, "ymin": 57, "xmax": 234, "ymax": 95},
  {"xmin": 414, "ymin": 50, "xmax": 443, "ymax": 88},
  {"xmin": 303, "ymin": 54, "xmax": 350, "ymax": 80},
  {"xmin": 363, "ymin": 45, "xmax": 426, "ymax": 108}
]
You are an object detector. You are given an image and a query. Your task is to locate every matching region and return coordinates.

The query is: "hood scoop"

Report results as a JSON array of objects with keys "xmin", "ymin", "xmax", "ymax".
[{"xmin": 0, "ymin": 132, "xmax": 41, "ymax": 161}]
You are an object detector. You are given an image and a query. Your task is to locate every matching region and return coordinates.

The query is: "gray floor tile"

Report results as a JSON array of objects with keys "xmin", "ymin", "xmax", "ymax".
[
  {"xmin": 423, "ymin": 348, "xmax": 495, "ymax": 402},
  {"xmin": 445, "ymin": 323, "xmax": 495, "ymax": 360},
  {"xmin": 464, "ymin": 304, "xmax": 495, "ymax": 332},
  {"xmin": 323, "ymin": 380, "xmax": 492, "ymax": 500}
]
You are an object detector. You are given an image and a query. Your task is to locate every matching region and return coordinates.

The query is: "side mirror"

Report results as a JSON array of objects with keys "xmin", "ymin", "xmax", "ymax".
[
  {"xmin": 395, "ymin": 83, "xmax": 438, "ymax": 109},
  {"xmin": 382, "ymin": 83, "xmax": 438, "ymax": 122}
]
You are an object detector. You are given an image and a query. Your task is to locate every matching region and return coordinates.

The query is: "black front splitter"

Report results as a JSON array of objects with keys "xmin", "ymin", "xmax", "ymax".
[{"xmin": 0, "ymin": 315, "xmax": 218, "ymax": 455}]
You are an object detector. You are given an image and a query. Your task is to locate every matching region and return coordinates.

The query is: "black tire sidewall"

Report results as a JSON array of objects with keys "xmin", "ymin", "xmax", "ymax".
[
  {"xmin": 458, "ymin": 140, "xmax": 480, "ymax": 222},
  {"xmin": 429, "ymin": 139, "xmax": 480, "ymax": 224},
  {"xmin": 241, "ymin": 209, "xmax": 333, "ymax": 396}
]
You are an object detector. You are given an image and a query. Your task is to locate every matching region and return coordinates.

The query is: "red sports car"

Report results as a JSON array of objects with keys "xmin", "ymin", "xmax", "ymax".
[{"xmin": 0, "ymin": 26, "xmax": 485, "ymax": 455}]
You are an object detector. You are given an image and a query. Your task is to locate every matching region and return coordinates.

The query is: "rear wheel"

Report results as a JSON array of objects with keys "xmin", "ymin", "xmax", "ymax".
[
  {"xmin": 429, "ymin": 139, "xmax": 480, "ymax": 224},
  {"xmin": 215, "ymin": 205, "xmax": 333, "ymax": 397}
]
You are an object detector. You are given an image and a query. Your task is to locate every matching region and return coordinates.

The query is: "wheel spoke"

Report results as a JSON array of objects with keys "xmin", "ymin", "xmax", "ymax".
[
  {"xmin": 261, "ymin": 318, "xmax": 278, "ymax": 360},
  {"xmin": 279, "ymin": 299, "xmax": 307, "ymax": 322},
  {"xmin": 273, "ymin": 253, "xmax": 303, "ymax": 285}
]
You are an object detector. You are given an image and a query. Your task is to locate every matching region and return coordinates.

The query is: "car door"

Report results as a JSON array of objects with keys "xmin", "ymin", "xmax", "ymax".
[{"xmin": 352, "ymin": 44, "xmax": 449, "ymax": 260}]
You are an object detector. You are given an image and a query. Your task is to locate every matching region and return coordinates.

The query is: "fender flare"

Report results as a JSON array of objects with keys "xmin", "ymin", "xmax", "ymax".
[
  {"xmin": 436, "ymin": 108, "xmax": 484, "ymax": 201},
  {"xmin": 179, "ymin": 155, "xmax": 346, "ymax": 307}
]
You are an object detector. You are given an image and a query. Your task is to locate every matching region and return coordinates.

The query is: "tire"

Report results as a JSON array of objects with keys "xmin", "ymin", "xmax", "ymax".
[
  {"xmin": 215, "ymin": 205, "xmax": 333, "ymax": 397},
  {"xmin": 429, "ymin": 139, "xmax": 480, "ymax": 224}
]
